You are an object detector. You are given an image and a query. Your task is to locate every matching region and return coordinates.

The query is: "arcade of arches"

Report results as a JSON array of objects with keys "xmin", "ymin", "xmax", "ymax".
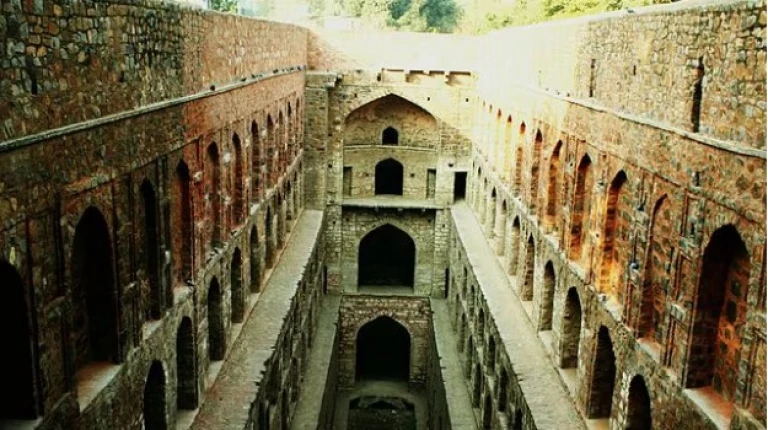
[{"xmin": 1, "ymin": 1, "xmax": 765, "ymax": 430}]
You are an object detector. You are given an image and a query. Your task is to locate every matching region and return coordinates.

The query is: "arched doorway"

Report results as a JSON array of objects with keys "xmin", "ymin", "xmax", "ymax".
[
  {"xmin": 358, "ymin": 224, "xmax": 415, "ymax": 289},
  {"xmin": 0, "ymin": 261, "xmax": 36, "ymax": 420},
  {"xmin": 230, "ymin": 249, "xmax": 244, "ymax": 323},
  {"xmin": 626, "ymin": 375, "xmax": 652, "ymax": 430},
  {"xmin": 250, "ymin": 226, "xmax": 261, "ymax": 293},
  {"xmin": 141, "ymin": 179, "xmax": 161, "ymax": 320},
  {"xmin": 71, "ymin": 206, "xmax": 119, "ymax": 370},
  {"xmin": 207, "ymin": 277, "xmax": 225, "ymax": 362},
  {"xmin": 374, "ymin": 158, "xmax": 404, "ymax": 195},
  {"xmin": 356, "ymin": 317, "xmax": 410, "ymax": 381},
  {"xmin": 176, "ymin": 317, "xmax": 197, "ymax": 410},
  {"xmin": 588, "ymin": 326, "xmax": 616, "ymax": 419},
  {"xmin": 143, "ymin": 360, "xmax": 167, "ymax": 430},
  {"xmin": 561, "ymin": 288, "xmax": 582, "ymax": 369},
  {"xmin": 541, "ymin": 261, "xmax": 556, "ymax": 331}
]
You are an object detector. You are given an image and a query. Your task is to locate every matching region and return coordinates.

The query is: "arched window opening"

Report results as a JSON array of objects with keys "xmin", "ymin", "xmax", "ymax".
[
  {"xmin": 358, "ymin": 224, "xmax": 415, "ymax": 290},
  {"xmin": 266, "ymin": 115, "xmax": 275, "ymax": 188},
  {"xmin": 687, "ymin": 225, "xmax": 749, "ymax": 401},
  {"xmin": 546, "ymin": 141, "xmax": 562, "ymax": 231},
  {"xmin": 496, "ymin": 200, "xmax": 507, "ymax": 256},
  {"xmin": 375, "ymin": 158, "xmax": 404, "ymax": 195},
  {"xmin": 465, "ymin": 336, "xmax": 474, "ymax": 377},
  {"xmin": 356, "ymin": 316, "xmax": 410, "ymax": 381},
  {"xmin": 176, "ymin": 317, "xmax": 197, "ymax": 410},
  {"xmin": 175, "ymin": 160, "xmax": 193, "ymax": 284},
  {"xmin": 529, "ymin": 130, "xmax": 542, "ymax": 209},
  {"xmin": 207, "ymin": 143, "xmax": 221, "ymax": 250},
  {"xmin": 251, "ymin": 121, "xmax": 261, "ymax": 201},
  {"xmin": 588, "ymin": 326, "xmax": 616, "ymax": 419},
  {"xmin": 382, "ymin": 127, "xmax": 399, "ymax": 145},
  {"xmin": 265, "ymin": 206, "xmax": 274, "ymax": 269},
  {"xmin": 487, "ymin": 336, "xmax": 496, "ymax": 370},
  {"xmin": 488, "ymin": 188, "xmax": 497, "ymax": 238},
  {"xmin": 513, "ymin": 409, "xmax": 523, "ymax": 430},
  {"xmin": 444, "ymin": 268, "xmax": 450, "ymax": 299},
  {"xmin": 626, "ymin": 375, "xmax": 652, "ymax": 430},
  {"xmin": 561, "ymin": 288, "xmax": 582, "ymax": 369},
  {"xmin": 0, "ymin": 261, "xmax": 36, "ymax": 420},
  {"xmin": 482, "ymin": 395, "xmax": 493, "ymax": 429},
  {"xmin": 249, "ymin": 226, "xmax": 261, "ymax": 293},
  {"xmin": 143, "ymin": 361, "xmax": 167, "ymax": 430},
  {"xmin": 478, "ymin": 308, "xmax": 486, "ymax": 340},
  {"xmin": 570, "ymin": 154, "xmax": 592, "ymax": 262},
  {"xmin": 472, "ymin": 364, "xmax": 482, "ymax": 407},
  {"xmin": 71, "ymin": 207, "xmax": 119, "ymax": 371},
  {"xmin": 692, "ymin": 57, "xmax": 704, "ymax": 132},
  {"xmin": 498, "ymin": 368, "xmax": 509, "ymax": 412},
  {"xmin": 141, "ymin": 179, "xmax": 162, "ymax": 320},
  {"xmin": 541, "ymin": 261, "xmax": 556, "ymax": 331},
  {"xmin": 207, "ymin": 277, "xmax": 225, "ymax": 362},
  {"xmin": 641, "ymin": 196, "xmax": 672, "ymax": 342},
  {"xmin": 600, "ymin": 171, "xmax": 627, "ymax": 299},
  {"xmin": 231, "ymin": 249, "xmax": 244, "ymax": 323},
  {"xmin": 508, "ymin": 217, "xmax": 521, "ymax": 275},
  {"xmin": 233, "ymin": 133, "xmax": 244, "ymax": 226},
  {"xmin": 521, "ymin": 235, "xmax": 535, "ymax": 301}
]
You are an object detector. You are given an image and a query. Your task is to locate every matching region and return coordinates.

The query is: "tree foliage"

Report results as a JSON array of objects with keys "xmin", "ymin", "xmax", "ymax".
[{"xmin": 209, "ymin": 0, "xmax": 239, "ymax": 13}]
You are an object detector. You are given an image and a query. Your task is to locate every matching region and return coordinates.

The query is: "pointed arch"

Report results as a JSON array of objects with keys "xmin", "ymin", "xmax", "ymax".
[
  {"xmin": 382, "ymin": 127, "xmax": 399, "ymax": 145},
  {"xmin": 521, "ymin": 235, "xmax": 535, "ymax": 301},
  {"xmin": 513, "ymin": 122, "xmax": 526, "ymax": 195},
  {"xmin": 358, "ymin": 224, "xmax": 415, "ymax": 289},
  {"xmin": 143, "ymin": 361, "xmax": 167, "ymax": 430},
  {"xmin": 488, "ymin": 188, "xmax": 497, "ymax": 238},
  {"xmin": 588, "ymin": 326, "xmax": 616, "ymax": 419},
  {"xmin": 561, "ymin": 287, "xmax": 582, "ymax": 368},
  {"xmin": 174, "ymin": 160, "xmax": 193, "ymax": 285},
  {"xmin": 141, "ymin": 179, "xmax": 162, "ymax": 320},
  {"xmin": 176, "ymin": 317, "xmax": 198, "ymax": 410},
  {"xmin": 249, "ymin": 226, "xmax": 261, "ymax": 293},
  {"xmin": 600, "ymin": 170, "xmax": 628, "ymax": 299},
  {"xmin": 545, "ymin": 141, "xmax": 562, "ymax": 231},
  {"xmin": 344, "ymin": 94, "xmax": 438, "ymax": 148},
  {"xmin": 251, "ymin": 120, "xmax": 262, "ymax": 201},
  {"xmin": 626, "ymin": 375, "xmax": 652, "ymax": 430},
  {"xmin": 570, "ymin": 154, "xmax": 592, "ymax": 262},
  {"xmin": 540, "ymin": 261, "xmax": 556, "ymax": 331},
  {"xmin": 529, "ymin": 129, "xmax": 542, "ymax": 209},
  {"xmin": 0, "ymin": 261, "xmax": 36, "ymax": 419},
  {"xmin": 641, "ymin": 195, "xmax": 672, "ymax": 342},
  {"xmin": 356, "ymin": 316, "xmax": 411, "ymax": 381},
  {"xmin": 207, "ymin": 143, "xmax": 221, "ymax": 250},
  {"xmin": 482, "ymin": 394, "xmax": 493, "ymax": 429},
  {"xmin": 508, "ymin": 217, "xmax": 521, "ymax": 275},
  {"xmin": 265, "ymin": 205, "xmax": 274, "ymax": 269},
  {"xmin": 71, "ymin": 206, "xmax": 119, "ymax": 370},
  {"xmin": 232, "ymin": 133, "xmax": 244, "ymax": 226},
  {"xmin": 498, "ymin": 367, "xmax": 509, "ymax": 412},
  {"xmin": 686, "ymin": 225, "xmax": 749, "ymax": 401},
  {"xmin": 496, "ymin": 200, "xmax": 507, "ymax": 255},
  {"xmin": 375, "ymin": 158, "xmax": 404, "ymax": 195},
  {"xmin": 230, "ymin": 248, "xmax": 244, "ymax": 323},
  {"xmin": 266, "ymin": 115, "xmax": 275, "ymax": 188},
  {"xmin": 207, "ymin": 277, "xmax": 225, "ymax": 362}
]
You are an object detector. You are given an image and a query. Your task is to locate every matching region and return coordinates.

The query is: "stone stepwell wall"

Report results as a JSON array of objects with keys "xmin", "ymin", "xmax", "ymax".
[
  {"xmin": 1, "ymin": 0, "xmax": 308, "ymax": 142},
  {"xmin": 478, "ymin": 0, "xmax": 766, "ymax": 151}
]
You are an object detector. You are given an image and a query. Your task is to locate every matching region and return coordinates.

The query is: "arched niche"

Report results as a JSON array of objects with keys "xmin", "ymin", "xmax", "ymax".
[{"xmin": 344, "ymin": 94, "xmax": 438, "ymax": 148}]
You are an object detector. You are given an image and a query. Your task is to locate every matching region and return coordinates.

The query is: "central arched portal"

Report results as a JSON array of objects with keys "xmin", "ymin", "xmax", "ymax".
[
  {"xmin": 358, "ymin": 224, "xmax": 415, "ymax": 289},
  {"xmin": 374, "ymin": 158, "xmax": 404, "ymax": 195},
  {"xmin": 356, "ymin": 316, "xmax": 410, "ymax": 381}
]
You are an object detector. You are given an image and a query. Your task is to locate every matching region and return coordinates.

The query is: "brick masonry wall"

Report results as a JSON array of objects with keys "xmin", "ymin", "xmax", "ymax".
[
  {"xmin": 337, "ymin": 295, "xmax": 432, "ymax": 388},
  {"xmin": 1, "ymin": 0, "xmax": 307, "ymax": 141}
]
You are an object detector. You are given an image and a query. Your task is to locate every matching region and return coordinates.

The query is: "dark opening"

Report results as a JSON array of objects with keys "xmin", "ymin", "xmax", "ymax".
[
  {"xmin": 250, "ymin": 227, "xmax": 261, "ymax": 293},
  {"xmin": 382, "ymin": 127, "xmax": 399, "ymax": 145},
  {"xmin": 176, "ymin": 317, "xmax": 197, "ymax": 410},
  {"xmin": 541, "ymin": 261, "xmax": 556, "ymax": 331},
  {"xmin": 176, "ymin": 160, "xmax": 193, "ymax": 284},
  {"xmin": 588, "ymin": 326, "xmax": 616, "ymax": 418},
  {"xmin": 561, "ymin": 288, "xmax": 582, "ymax": 369},
  {"xmin": 233, "ymin": 133, "xmax": 244, "ymax": 225},
  {"xmin": 691, "ymin": 57, "xmax": 704, "ymax": 133},
  {"xmin": 251, "ymin": 121, "xmax": 261, "ymax": 200},
  {"xmin": 143, "ymin": 360, "xmax": 167, "ymax": 430},
  {"xmin": 472, "ymin": 364, "xmax": 482, "ymax": 407},
  {"xmin": 343, "ymin": 166, "xmax": 352, "ymax": 197},
  {"xmin": 141, "ymin": 180, "xmax": 162, "ymax": 320},
  {"xmin": 521, "ymin": 235, "xmax": 535, "ymax": 301},
  {"xmin": 688, "ymin": 224, "xmax": 749, "ymax": 400},
  {"xmin": 71, "ymin": 207, "xmax": 118, "ymax": 369},
  {"xmin": 356, "ymin": 316, "xmax": 410, "ymax": 381},
  {"xmin": 207, "ymin": 143, "xmax": 221, "ymax": 250},
  {"xmin": 570, "ymin": 155, "xmax": 592, "ymax": 261},
  {"xmin": 265, "ymin": 206, "xmax": 274, "ymax": 269},
  {"xmin": 322, "ymin": 266, "xmax": 328, "ymax": 295},
  {"xmin": 374, "ymin": 158, "xmax": 404, "ymax": 195},
  {"xmin": 454, "ymin": 172, "xmax": 467, "ymax": 201},
  {"xmin": 589, "ymin": 59, "xmax": 596, "ymax": 98},
  {"xmin": 348, "ymin": 396, "xmax": 415, "ymax": 430},
  {"xmin": 513, "ymin": 409, "xmax": 523, "ymax": 430},
  {"xmin": 626, "ymin": 375, "xmax": 652, "ymax": 430},
  {"xmin": 231, "ymin": 249, "xmax": 244, "ymax": 323},
  {"xmin": 358, "ymin": 224, "xmax": 415, "ymax": 288},
  {"xmin": 207, "ymin": 277, "xmax": 225, "ymax": 361},
  {"xmin": 498, "ymin": 368, "xmax": 508, "ymax": 412},
  {"xmin": 482, "ymin": 395, "xmax": 492, "ymax": 429},
  {"xmin": 444, "ymin": 268, "xmax": 450, "ymax": 299},
  {"xmin": 0, "ymin": 261, "xmax": 36, "ymax": 420}
]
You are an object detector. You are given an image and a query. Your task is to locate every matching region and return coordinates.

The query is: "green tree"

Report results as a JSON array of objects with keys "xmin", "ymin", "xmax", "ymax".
[{"xmin": 209, "ymin": 0, "xmax": 239, "ymax": 13}]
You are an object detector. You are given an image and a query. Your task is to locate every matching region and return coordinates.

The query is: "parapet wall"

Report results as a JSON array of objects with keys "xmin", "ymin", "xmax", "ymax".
[
  {"xmin": 1, "ymin": 0, "xmax": 307, "ymax": 142},
  {"xmin": 478, "ymin": 0, "xmax": 766, "ymax": 150}
]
